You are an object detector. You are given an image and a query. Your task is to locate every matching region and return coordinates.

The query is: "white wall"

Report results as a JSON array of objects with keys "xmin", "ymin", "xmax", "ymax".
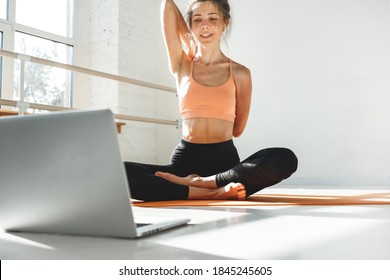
[
  {"xmin": 229, "ymin": 0, "xmax": 390, "ymax": 185},
  {"xmin": 74, "ymin": 0, "xmax": 180, "ymax": 164}
]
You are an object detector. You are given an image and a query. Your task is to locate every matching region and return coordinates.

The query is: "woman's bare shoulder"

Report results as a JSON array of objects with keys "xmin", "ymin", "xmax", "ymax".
[{"xmin": 230, "ymin": 59, "xmax": 252, "ymax": 84}]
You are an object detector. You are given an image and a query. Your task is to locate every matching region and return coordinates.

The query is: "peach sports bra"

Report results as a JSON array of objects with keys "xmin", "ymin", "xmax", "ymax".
[{"xmin": 178, "ymin": 60, "xmax": 236, "ymax": 123}]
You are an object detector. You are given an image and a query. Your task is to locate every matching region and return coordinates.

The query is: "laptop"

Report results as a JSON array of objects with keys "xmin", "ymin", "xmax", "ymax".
[{"xmin": 0, "ymin": 109, "xmax": 190, "ymax": 238}]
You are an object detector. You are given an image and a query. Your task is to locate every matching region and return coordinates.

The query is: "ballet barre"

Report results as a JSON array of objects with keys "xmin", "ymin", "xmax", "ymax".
[
  {"xmin": 0, "ymin": 49, "xmax": 179, "ymax": 129},
  {"xmin": 0, "ymin": 98, "xmax": 179, "ymax": 132},
  {"xmin": 0, "ymin": 50, "xmax": 176, "ymax": 93}
]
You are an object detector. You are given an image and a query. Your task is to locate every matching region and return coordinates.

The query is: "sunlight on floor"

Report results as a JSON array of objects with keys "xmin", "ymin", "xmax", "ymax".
[
  {"xmin": 132, "ymin": 207, "xmax": 250, "ymax": 224},
  {"xmin": 153, "ymin": 205, "xmax": 388, "ymax": 259},
  {"xmin": 0, "ymin": 230, "xmax": 56, "ymax": 251}
]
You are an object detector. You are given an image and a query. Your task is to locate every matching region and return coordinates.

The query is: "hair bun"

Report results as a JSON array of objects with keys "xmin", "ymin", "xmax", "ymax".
[{"xmin": 214, "ymin": 0, "xmax": 231, "ymax": 15}]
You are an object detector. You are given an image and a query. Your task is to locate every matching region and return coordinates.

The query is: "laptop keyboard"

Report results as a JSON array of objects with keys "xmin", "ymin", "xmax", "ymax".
[{"xmin": 135, "ymin": 223, "xmax": 152, "ymax": 228}]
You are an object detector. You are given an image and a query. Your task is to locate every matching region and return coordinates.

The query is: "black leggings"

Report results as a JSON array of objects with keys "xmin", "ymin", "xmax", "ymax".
[{"xmin": 124, "ymin": 140, "xmax": 298, "ymax": 201}]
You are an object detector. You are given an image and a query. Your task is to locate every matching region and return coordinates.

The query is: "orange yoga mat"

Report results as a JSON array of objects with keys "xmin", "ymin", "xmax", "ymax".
[{"xmin": 133, "ymin": 192, "xmax": 390, "ymax": 207}]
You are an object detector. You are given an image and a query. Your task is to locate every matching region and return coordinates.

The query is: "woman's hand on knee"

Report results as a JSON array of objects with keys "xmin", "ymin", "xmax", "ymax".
[
  {"xmin": 155, "ymin": 172, "xmax": 201, "ymax": 186},
  {"xmin": 155, "ymin": 172, "xmax": 218, "ymax": 189}
]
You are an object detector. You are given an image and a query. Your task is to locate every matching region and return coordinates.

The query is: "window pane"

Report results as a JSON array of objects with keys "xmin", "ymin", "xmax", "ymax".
[
  {"xmin": 15, "ymin": 0, "xmax": 73, "ymax": 37},
  {"xmin": 0, "ymin": 0, "xmax": 6, "ymax": 19},
  {"xmin": 14, "ymin": 32, "xmax": 73, "ymax": 108},
  {"xmin": 15, "ymin": 32, "xmax": 72, "ymax": 64}
]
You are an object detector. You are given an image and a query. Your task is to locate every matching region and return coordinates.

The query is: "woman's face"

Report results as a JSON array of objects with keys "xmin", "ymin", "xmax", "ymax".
[{"xmin": 190, "ymin": 2, "xmax": 226, "ymax": 46}]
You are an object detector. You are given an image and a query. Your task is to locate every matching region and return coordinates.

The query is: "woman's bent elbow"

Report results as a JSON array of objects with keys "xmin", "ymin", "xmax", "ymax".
[{"xmin": 233, "ymin": 128, "xmax": 245, "ymax": 138}]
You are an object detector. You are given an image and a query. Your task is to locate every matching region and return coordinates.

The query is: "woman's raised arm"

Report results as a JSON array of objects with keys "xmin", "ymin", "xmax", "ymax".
[{"xmin": 161, "ymin": 0, "xmax": 193, "ymax": 75}]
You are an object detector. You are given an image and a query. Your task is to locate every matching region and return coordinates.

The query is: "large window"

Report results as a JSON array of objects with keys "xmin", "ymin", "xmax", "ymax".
[{"xmin": 0, "ymin": 0, "xmax": 74, "ymax": 108}]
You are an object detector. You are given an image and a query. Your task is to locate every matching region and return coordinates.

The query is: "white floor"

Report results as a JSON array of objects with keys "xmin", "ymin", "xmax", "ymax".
[{"xmin": 1, "ymin": 186, "xmax": 390, "ymax": 260}]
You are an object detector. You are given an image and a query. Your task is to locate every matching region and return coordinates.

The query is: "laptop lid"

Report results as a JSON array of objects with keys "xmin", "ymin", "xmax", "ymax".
[{"xmin": 0, "ymin": 109, "xmax": 189, "ymax": 238}]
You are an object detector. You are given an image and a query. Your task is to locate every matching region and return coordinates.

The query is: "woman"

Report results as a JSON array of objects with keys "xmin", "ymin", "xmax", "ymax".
[{"xmin": 124, "ymin": 0, "xmax": 298, "ymax": 201}]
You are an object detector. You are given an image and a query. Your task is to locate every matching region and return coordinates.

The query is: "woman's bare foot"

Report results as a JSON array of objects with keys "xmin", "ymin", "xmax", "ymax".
[
  {"xmin": 155, "ymin": 172, "xmax": 217, "ymax": 189},
  {"xmin": 188, "ymin": 183, "xmax": 246, "ymax": 200}
]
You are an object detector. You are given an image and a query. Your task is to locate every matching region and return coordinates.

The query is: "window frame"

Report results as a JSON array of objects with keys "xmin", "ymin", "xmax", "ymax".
[{"xmin": 0, "ymin": 21, "xmax": 14, "ymax": 100}]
